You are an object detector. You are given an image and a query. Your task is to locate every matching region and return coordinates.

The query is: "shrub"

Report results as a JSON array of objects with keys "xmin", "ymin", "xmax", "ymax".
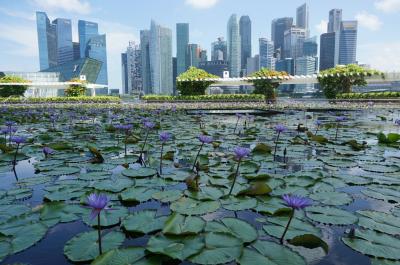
[
  {"xmin": 177, "ymin": 67, "xmax": 219, "ymax": 95},
  {"xmin": 250, "ymin": 68, "xmax": 288, "ymax": 103},
  {"xmin": 1, "ymin": 96, "xmax": 120, "ymax": 104},
  {"xmin": 142, "ymin": 94, "xmax": 264, "ymax": 102},
  {"xmin": 0, "ymin": 76, "xmax": 29, "ymax": 97},
  {"xmin": 64, "ymin": 78, "xmax": 87, "ymax": 97},
  {"xmin": 318, "ymin": 65, "xmax": 382, "ymax": 99}
]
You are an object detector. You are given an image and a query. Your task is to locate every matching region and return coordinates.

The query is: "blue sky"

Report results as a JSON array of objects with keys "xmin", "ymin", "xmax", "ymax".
[{"xmin": 0, "ymin": 0, "xmax": 399, "ymax": 89}]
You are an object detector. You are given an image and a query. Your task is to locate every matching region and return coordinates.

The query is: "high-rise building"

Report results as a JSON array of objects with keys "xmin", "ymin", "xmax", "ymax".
[
  {"xmin": 328, "ymin": 9, "xmax": 342, "ymax": 33},
  {"xmin": 149, "ymin": 20, "xmax": 173, "ymax": 95},
  {"xmin": 259, "ymin": 38, "xmax": 275, "ymax": 70},
  {"xmin": 78, "ymin": 20, "xmax": 99, "ymax": 58},
  {"xmin": 211, "ymin": 37, "xmax": 227, "ymax": 61},
  {"xmin": 187, "ymin": 44, "xmax": 200, "ymax": 68},
  {"xmin": 246, "ymin": 55, "xmax": 260, "ymax": 75},
  {"xmin": 73, "ymin": 42, "xmax": 80, "ymax": 60},
  {"xmin": 295, "ymin": 56, "xmax": 317, "ymax": 92},
  {"xmin": 176, "ymin": 23, "xmax": 189, "ymax": 76},
  {"xmin": 339, "ymin": 21, "xmax": 358, "ymax": 65},
  {"xmin": 296, "ymin": 3, "xmax": 309, "ymax": 37},
  {"xmin": 172, "ymin": 57, "xmax": 177, "ymax": 95},
  {"xmin": 271, "ymin": 17, "xmax": 293, "ymax": 59},
  {"xmin": 36, "ymin": 13, "xmax": 108, "ymax": 85},
  {"xmin": 86, "ymin": 34, "xmax": 108, "ymax": 85},
  {"xmin": 140, "ymin": 30, "xmax": 151, "ymax": 94},
  {"xmin": 121, "ymin": 41, "xmax": 142, "ymax": 95},
  {"xmin": 303, "ymin": 36, "xmax": 318, "ymax": 57},
  {"xmin": 239, "ymin": 15, "xmax": 252, "ymax": 72},
  {"xmin": 276, "ymin": 58, "xmax": 295, "ymax": 92},
  {"xmin": 284, "ymin": 27, "xmax": 306, "ymax": 60},
  {"xmin": 53, "ymin": 18, "xmax": 73, "ymax": 65},
  {"xmin": 121, "ymin": 53, "xmax": 128, "ymax": 94},
  {"xmin": 227, "ymin": 14, "xmax": 241, "ymax": 77},
  {"xmin": 319, "ymin": 32, "xmax": 339, "ymax": 70},
  {"xmin": 200, "ymin": 49, "xmax": 208, "ymax": 62},
  {"xmin": 36, "ymin": 11, "xmax": 57, "ymax": 70}
]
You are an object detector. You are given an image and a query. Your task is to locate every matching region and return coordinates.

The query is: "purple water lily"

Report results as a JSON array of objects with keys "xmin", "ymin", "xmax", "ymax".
[
  {"xmin": 192, "ymin": 134, "xmax": 213, "ymax": 171},
  {"xmin": 144, "ymin": 121, "xmax": 155, "ymax": 129},
  {"xmin": 280, "ymin": 194, "xmax": 312, "ymax": 244},
  {"xmin": 282, "ymin": 194, "xmax": 312, "ymax": 210},
  {"xmin": 335, "ymin": 116, "xmax": 346, "ymax": 141},
  {"xmin": 229, "ymin": 147, "xmax": 251, "ymax": 195},
  {"xmin": 159, "ymin": 131, "xmax": 171, "ymax": 143},
  {"xmin": 275, "ymin": 124, "xmax": 287, "ymax": 134},
  {"xmin": 11, "ymin": 136, "xmax": 26, "ymax": 144},
  {"xmin": 86, "ymin": 193, "xmax": 111, "ymax": 255},
  {"xmin": 43, "ymin": 146, "xmax": 55, "ymax": 158},
  {"xmin": 198, "ymin": 134, "xmax": 213, "ymax": 144},
  {"xmin": 233, "ymin": 147, "xmax": 250, "ymax": 160},
  {"xmin": 395, "ymin": 119, "xmax": 400, "ymax": 126}
]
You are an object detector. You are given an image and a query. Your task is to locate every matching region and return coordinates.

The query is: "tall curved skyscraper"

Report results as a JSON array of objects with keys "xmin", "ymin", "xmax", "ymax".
[
  {"xmin": 227, "ymin": 14, "xmax": 241, "ymax": 77},
  {"xmin": 239, "ymin": 15, "xmax": 251, "ymax": 73}
]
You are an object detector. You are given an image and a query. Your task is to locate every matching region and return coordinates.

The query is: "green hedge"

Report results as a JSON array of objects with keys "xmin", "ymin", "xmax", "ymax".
[
  {"xmin": 142, "ymin": 94, "xmax": 264, "ymax": 102},
  {"xmin": 0, "ymin": 96, "xmax": 121, "ymax": 104},
  {"xmin": 337, "ymin": 92, "xmax": 400, "ymax": 99}
]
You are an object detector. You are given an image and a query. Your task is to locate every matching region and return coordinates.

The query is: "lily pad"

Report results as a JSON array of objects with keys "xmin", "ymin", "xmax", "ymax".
[
  {"xmin": 122, "ymin": 210, "xmax": 167, "ymax": 234},
  {"xmin": 306, "ymin": 206, "xmax": 358, "ymax": 225}
]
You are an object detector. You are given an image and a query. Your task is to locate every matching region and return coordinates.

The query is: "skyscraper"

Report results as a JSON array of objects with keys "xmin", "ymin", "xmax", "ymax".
[
  {"xmin": 284, "ymin": 27, "xmax": 306, "ymax": 60},
  {"xmin": 320, "ymin": 32, "xmax": 339, "ymax": 70},
  {"xmin": 86, "ymin": 34, "xmax": 108, "ymax": 85},
  {"xmin": 295, "ymin": 56, "xmax": 317, "ymax": 92},
  {"xmin": 78, "ymin": 20, "xmax": 99, "ymax": 58},
  {"xmin": 259, "ymin": 38, "xmax": 275, "ymax": 70},
  {"xmin": 296, "ymin": 3, "xmax": 309, "ymax": 37},
  {"xmin": 149, "ymin": 20, "xmax": 173, "ymax": 95},
  {"xmin": 303, "ymin": 37, "xmax": 318, "ymax": 57},
  {"xmin": 121, "ymin": 41, "xmax": 142, "ymax": 95},
  {"xmin": 339, "ymin": 21, "xmax": 358, "ymax": 65},
  {"xmin": 227, "ymin": 14, "xmax": 241, "ymax": 77},
  {"xmin": 121, "ymin": 52, "xmax": 128, "ymax": 94},
  {"xmin": 211, "ymin": 37, "xmax": 227, "ymax": 61},
  {"xmin": 36, "ymin": 12, "xmax": 57, "ymax": 70},
  {"xmin": 53, "ymin": 18, "xmax": 73, "ymax": 65},
  {"xmin": 271, "ymin": 17, "xmax": 293, "ymax": 59},
  {"xmin": 187, "ymin": 44, "xmax": 200, "ymax": 68},
  {"xmin": 176, "ymin": 23, "xmax": 189, "ymax": 76},
  {"xmin": 200, "ymin": 49, "xmax": 208, "ymax": 62},
  {"xmin": 140, "ymin": 30, "xmax": 151, "ymax": 94},
  {"xmin": 328, "ymin": 9, "xmax": 343, "ymax": 33},
  {"xmin": 246, "ymin": 55, "xmax": 260, "ymax": 75},
  {"xmin": 239, "ymin": 15, "xmax": 252, "ymax": 72}
]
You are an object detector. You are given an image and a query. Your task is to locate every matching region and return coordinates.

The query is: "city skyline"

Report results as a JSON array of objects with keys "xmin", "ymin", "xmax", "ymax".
[{"xmin": 0, "ymin": 0, "xmax": 398, "ymax": 89}]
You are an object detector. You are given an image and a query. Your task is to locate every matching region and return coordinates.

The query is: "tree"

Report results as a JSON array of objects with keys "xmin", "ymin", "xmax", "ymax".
[
  {"xmin": 64, "ymin": 78, "xmax": 87, "ymax": 97},
  {"xmin": 250, "ymin": 68, "xmax": 288, "ymax": 103},
  {"xmin": 177, "ymin": 67, "xmax": 219, "ymax": 95},
  {"xmin": 0, "ymin": 76, "xmax": 29, "ymax": 97},
  {"xmin": 318, "ymin": 64, "xmax": 383, "ymax": 99}
]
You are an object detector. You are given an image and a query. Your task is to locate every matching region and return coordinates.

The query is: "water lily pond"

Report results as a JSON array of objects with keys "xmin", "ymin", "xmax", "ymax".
[{"xmin": 0, "ymin": 105, "xmax": 400, "ymax": 265}]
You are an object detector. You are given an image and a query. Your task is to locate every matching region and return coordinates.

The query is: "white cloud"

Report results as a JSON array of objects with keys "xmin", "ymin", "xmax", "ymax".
[
  {"xmin": 359, "ymin": 42, "xmax": 400, "ymax": 72},
  {"xmin": 315, "ymin": 20, "xmax": 327, "ymax": 34},
  {"xmin": 375, "ymin": 0, "xmax": 400, "ymax": 13},
  {"xmin": 33, "ymin": 0, "xmax": 91, "ymax": 14},
  {"xmin": 355, "ymin": 11, "xmax": 383, "ymax": 31},
  {"xmin": 185, "ymin": 0, "xmax": 220, "ymax": 9},
  {"xmin": 0, "ymin": 24, "xmax": 38, "ymax": 57},
  {"xmin": 0, "ymin": 7, "xmax": 35, "ymax": 21}
]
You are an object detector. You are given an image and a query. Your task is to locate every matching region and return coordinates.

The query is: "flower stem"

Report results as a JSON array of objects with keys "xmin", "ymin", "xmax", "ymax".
[
  {"xmin": 335, "ymin": 123, "xmax": 339, "ymax": 141},
  {"xmin": 234, "ymin": 118, "xmax": 240, "ymax": 133},
  {"xmin": 140, "ymin": 130, "xmax": 150, "ymax": 167},
  {"xmin": 192, "ymin": 143, "xmax": 204, "ymax": 171},
  {"xmin": 97, "ymin": 213, "xmax": 102, "ymax": 255},
  {"xmin": 280, "ymin": 209, "xmax": 294, "ymax": 244},
  {"xmin": 159, "ymin": 143, "xmax": 164, "ymax": 175},
  {"xmin": 228, "ymin": 160, "xmax": 241, "ymax": 196},
  {"xmin": 273, "ymin": 133, "xmax": 281, "ymax": 161},
  {"xmin": 12, "ymin": 144, "xmax": 19, "ymax": 168}
]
